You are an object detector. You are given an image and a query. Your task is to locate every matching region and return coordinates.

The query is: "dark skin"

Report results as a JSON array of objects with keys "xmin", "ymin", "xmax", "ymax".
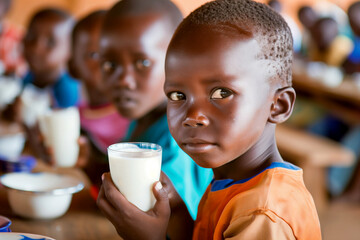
[
  {"xmin": 23, "ymin": 15, "xmax": 71, "ymax": 88},
  {"xmin": 97, "ymin": 23, "xmax": 296, "ymax": 238},
  {"xmin": 96, "ymin": 12, "xmax": 193, "ymax": 240},
  {"xmin": 19, "ymin": 14, "xmax": 72, "ymax": 162},
  {"xmin": 310, "ymin": 17, "xmax": 338, "ymax": 52},
  {"xmin": 68, "ymin": 16, "xmax": 108, "ymax": 107},
  {"xmin": 99, "ymin": 13, "xmax": 170, "ymax": 134},
  {"xmin": 342, "ymin": 4, "xmax": 360, "ymax": 74}
]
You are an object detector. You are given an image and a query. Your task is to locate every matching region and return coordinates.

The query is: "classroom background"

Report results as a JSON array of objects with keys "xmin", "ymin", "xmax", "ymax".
[{"xmin": 0, "ymin": 0, "xmax": 360, "ymax": 239}]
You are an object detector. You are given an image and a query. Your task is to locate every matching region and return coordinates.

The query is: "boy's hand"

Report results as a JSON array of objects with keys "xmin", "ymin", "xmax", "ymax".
[{"xmin": 97, "ymin": 172, "xmax": 170, "ymax": 240}]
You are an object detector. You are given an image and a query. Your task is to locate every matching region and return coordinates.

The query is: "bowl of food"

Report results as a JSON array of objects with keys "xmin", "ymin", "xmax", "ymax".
[
  {"xmin": 0, "ymin": 232, "xmax": 55, "ymax": 240},
  {"xmin": 0, "ymin": 172, "xmax": 84, "ymax": 219}
]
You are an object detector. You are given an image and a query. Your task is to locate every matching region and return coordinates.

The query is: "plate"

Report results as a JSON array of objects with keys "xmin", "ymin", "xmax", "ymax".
[{"xmin": 0, "ymin": 232, "xmax": 55, "ymax": 239}]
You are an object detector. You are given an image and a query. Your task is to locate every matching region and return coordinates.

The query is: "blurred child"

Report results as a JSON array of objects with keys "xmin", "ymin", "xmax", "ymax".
[
  {"xmin": 0, "ymin": 0, "xmax": 26, "ymax": 76},
  {"xmin": 86, "ymin": 0, "xmax": 213, "ymax": 224},
  {"xmin": 97, "ymin": 0, "xmax": 321, "ymax": 239},
  {"xmin": 343, "ymin": 1, "xmax": 360, "ymax": 74},
  {"xmin": 98, "ymin": 0, "xmax": 321, "ymax": 239},
  {"xmin": 69, "ymin": 10, "xmax": 130, "ymax": 154},
  {"xmin": 19, "ymin": 8, "xmax": 80, "ymax": 161},
  {"xmin": 22, "ymin": 8, "xmax": 80, "ymax": 109},
  {"xmin": 307, "ymin": 16, "xmax": 353, "ymax": 67}
]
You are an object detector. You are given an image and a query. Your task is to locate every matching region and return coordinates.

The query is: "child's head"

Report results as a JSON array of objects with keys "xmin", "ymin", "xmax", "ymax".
[
  {"xmin": 310, "ymin": 17, "xmax": 338, "ymax": 51},
  {"xmin": 0, "ymin": 0, "xmax": 11, "ymax": 22},
  {"xmin": 267, "ymin": 0, "xmax": 282, "ymax": 13},
  {"xmin": 99, "ymin": 0, "xmax": 182, "ymax": 119},
  {"xmin": 298, "ymin": 6, "xmax": 318, "ymax": 30},
  {"xmin": 69, "ymin": 10, "xmax": 107, "ymax": 104},
  {"xmin": 23, "ymin": 8, "xmax": 74, "ymax": 84},
  {"xmin": 164, "ymin": 0, "xmax": 295, "ymax": 169},
  {"xmin": 348, "ymin": 1, "xmax": 360, "ymax": 36}
]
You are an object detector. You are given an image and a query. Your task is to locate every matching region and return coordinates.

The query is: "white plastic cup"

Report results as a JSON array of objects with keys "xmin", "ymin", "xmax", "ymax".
[
  {"xmin": 39, "ymin": 107, "xmax": 80, "ymax": 167},
  {"xmin": 107, "ymin": 142, "xmax": 162, "ymax": 211}
]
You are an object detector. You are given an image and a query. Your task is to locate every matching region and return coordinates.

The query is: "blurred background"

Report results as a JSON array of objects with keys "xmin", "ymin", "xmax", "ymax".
[{"xmin": 1, "ymin": 0, "xmax": 360, "ymax": 239}]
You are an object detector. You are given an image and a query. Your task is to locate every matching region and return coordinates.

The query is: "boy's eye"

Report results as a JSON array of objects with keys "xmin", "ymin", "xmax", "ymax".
[
  {"xmin": 211, "ymin": 88, "xmax": 233, "ymax": 99},
  {"xmin": 102, "ymin": 61, "xmax": 116, "ymax": 74},
  {"xmin": 135, "ymin": 59, "xmax": 151, "ymax": 70},
  {"xmin": 89, "ymin": 52, "xmax": 99, "ymax": 60},
  {"xmin": 168, "ymin": 91, "xmax": 185, "ymax": 101},
  {"xmin": 47, "ymin": 38, "xmax": 56, "ymax": 48}
]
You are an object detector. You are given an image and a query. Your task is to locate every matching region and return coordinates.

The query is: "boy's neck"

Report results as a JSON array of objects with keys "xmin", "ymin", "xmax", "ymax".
[
  {"xmin": 31, "ymin": 68, "xmax": 63, "ymax": 88},
  {"xmin": 130, "ymin": 101, "xmax": 167, "ymax": 141},
  {"xmin": 86, "ymin": 86, "xmax": 109, "ymax": 107},
  {"xmin": 213, "ymin": 124, "xmax": 284, "ymax": 181}
]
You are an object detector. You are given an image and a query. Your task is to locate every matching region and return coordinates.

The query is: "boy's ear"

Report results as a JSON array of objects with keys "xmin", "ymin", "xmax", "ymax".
[{"xmin": 268, "ymin": 86, "xmax": 296, "ymax": 124}]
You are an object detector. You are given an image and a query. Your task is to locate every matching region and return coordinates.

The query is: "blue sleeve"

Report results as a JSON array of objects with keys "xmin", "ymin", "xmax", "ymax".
[{"xmin": 52, "ymin": 73, "xmax": 80, "ymax": 108}]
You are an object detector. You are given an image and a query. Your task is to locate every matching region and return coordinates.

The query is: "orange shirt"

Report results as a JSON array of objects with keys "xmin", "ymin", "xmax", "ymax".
[{"xmin": 193, "ymin": 162, "xmax": 322, "ymax": 240}]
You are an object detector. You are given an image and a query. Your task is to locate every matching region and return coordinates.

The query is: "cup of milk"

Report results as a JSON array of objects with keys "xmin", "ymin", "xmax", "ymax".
[
  {"xmin": 39, "ymin": 107, "xmax": 80, "ymax": 167},
  {"xmin": 107, "ymin": 142, "xmax": 162, "ymax": 211}
]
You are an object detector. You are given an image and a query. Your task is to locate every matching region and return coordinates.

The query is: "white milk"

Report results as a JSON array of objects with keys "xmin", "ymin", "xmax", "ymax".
[
  {"xmin": 39, "ymin": 107, "xmax": 80, "ymax": 167},
  {"xmin": 108, "ymin": 143, "xmax": 162, "ymax": 211}
]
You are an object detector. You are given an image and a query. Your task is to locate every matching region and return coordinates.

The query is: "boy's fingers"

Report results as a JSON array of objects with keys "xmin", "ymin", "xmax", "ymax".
[
  {"xmin": 152, "ymin": 181, "xmax": 170, "ymax": 218},
  {"xmin": 102, "ymin": 173, "xmax": 132, "ymax": 211}
]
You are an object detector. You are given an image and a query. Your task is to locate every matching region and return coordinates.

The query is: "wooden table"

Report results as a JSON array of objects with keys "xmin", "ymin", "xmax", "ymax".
[
  {"xmin": 292, "ymin": 70, "xmax": 360, "ymax": 124},
  {"xmin": 0, "ymin": 166, "xmax": 120, "ymax": 240}
]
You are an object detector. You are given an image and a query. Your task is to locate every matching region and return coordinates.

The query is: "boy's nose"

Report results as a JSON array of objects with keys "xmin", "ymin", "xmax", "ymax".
[
  {"xmin": 183, "ymin": 106, "xmax": 209, "ymax": 128},
  {"xmin": 117, "ymin": 67, "xmax": 136, "ymax": 90}
]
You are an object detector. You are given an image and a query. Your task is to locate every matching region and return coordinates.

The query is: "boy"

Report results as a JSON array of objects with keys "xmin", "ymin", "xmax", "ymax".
[
  {"xmin": 22, "ymin": 8, "xmax": 80, "ymax": 108},
  {"xmin": 68, "ymin": 10, "xmax": 130, "ymax": 196},
  {"xmin": 19, "ymin": 8, "xmax": 80, "ymax": 162},
  {"xmin": 97, "ymin": 0, "xmax": 322, "ymax": 239},
  {"xmin": 69, "ymin": 10, "xmax": 129, "ymax": 154},
  {"xmin": 92, "ymin": 0, "xmax": 213, "ymax": 224}
]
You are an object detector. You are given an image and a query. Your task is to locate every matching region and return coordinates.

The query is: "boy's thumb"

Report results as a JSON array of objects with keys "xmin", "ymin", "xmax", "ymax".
[{"xmin": 152, "ymin": 181, "xmax": 170, "ymax": 218}]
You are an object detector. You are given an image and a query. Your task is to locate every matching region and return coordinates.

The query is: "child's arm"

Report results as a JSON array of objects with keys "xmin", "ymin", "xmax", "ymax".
[
  {"xmin": 97, "ymin": 172, "xmax": 171, "ymax": 240},
  {"xmin": 160, "ymin": 173, "xmax": 194, "ymax": 240}
]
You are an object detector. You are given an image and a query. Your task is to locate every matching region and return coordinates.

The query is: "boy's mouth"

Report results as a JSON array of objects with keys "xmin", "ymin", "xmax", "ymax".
[
  {"xmin": 114, "ymin": 96, "xmax": 137, "ymax": 108},
  {"xmin": 182, "ymin": 139, "xmax": 216, "ymax": 153}
]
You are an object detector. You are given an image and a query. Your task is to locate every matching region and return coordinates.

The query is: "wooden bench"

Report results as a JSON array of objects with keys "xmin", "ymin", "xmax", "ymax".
[{"xmin": 276, "ymin": 124, "xmax": 355, "ymax": 213}]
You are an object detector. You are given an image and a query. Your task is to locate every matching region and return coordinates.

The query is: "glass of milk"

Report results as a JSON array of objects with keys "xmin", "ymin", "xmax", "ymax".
[
  {"xmin": 107, "ymin": 142, "xmax": 162, "ymax": 211},
  {"xmin": 39, "ymin": 107, "xmax": 80, "ymax": 167}
]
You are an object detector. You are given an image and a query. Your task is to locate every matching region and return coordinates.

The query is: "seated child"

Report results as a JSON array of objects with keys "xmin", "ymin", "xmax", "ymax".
[
  {"xmin": 85, "ymin": 0, "xmax": 213, "ymax": 222},
  {"xmin": 342, "ymin": 1, "xmax": 360, "ymax": 74},
  {"xmin": 97, "ymin": 0, "xmax": 322, "ymax": 239},
  {"xmin": 307, "ymin": 16, "xmax": 353, "ymax": 67},
  {"xmin": 19, "ymin": 8, "xmax": 80, "ymax": 161},
  {"xmin": 22, "ymin": 8, "xmax": 80, "ymax": 109},
  {"xmin": 68, "ymin": 10, "xmax": 130, "ymax": 154}
]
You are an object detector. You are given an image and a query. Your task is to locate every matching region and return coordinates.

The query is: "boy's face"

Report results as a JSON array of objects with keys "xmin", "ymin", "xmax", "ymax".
[
  {"xmin": 71, "ymin": 25, "xmax": 102, "ymax": 90},
  {"xmin": 100, "ymin": 14, "xmax": 170, "ymax": 119},
  {"xmin": 165, "ymin": 25, "xmax": 275, "ymax": 169},
  {"xmin": 24, "ymin": 16, "xmax": 71, "ymax": 76}
]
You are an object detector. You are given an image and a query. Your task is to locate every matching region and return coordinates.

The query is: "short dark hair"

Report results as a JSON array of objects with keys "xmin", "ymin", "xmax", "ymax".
[
  {"xmin": 104, "ymin": 0, "xmax": 183, "ymax": 33},
  {"xmin": 28, "ymin": 8, "xmax": 74, "ymax": 28},
  {"xmin": 174, "ymin": 0, "xmax": 293, "ymax": 86},
  {"xmin": 348, "ymin": 1, "xmax": 360, "ymax": 15},
  {"xmin": 72, "ymin": 10, "xmax": 107, "ymax": 43}
]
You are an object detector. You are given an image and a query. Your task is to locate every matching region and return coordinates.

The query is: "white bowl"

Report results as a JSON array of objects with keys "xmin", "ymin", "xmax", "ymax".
[
  {"xmin": 0, "ymin": 132, "xmax": 26, "ymax": 160},
  {"xmin": 0, "ymin": 172, "xmax": 84, "ymax": 219},
  {"xmin": 0, "ymin": 232, "xmax": 55, "ymax": 240}
]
